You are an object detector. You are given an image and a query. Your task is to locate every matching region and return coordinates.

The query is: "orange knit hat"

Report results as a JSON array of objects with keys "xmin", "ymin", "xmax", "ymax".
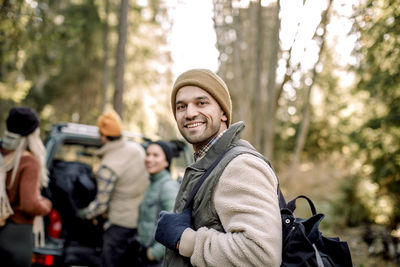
[{"xmin": 97, "ymin": 109, "xmax": 122, "ymax": 137}]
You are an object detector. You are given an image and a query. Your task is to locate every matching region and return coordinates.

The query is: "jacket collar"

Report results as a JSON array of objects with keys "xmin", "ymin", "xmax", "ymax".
[
  {"xmin": 96, "ymin": 137, "xmax": 126, "ymax": 156},
  {"xmin": 190, "ymin": 121, "xmax": 245, "ymax": 170},
  {"xmin": 149, "ymin": 169, "xmax": 169, "ymax": 182}
]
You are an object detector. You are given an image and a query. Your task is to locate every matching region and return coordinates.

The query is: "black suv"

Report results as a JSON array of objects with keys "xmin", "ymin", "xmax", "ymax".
[{"xmin": 31, "ymin": 123, "xmax": 192, "ymax": 267}]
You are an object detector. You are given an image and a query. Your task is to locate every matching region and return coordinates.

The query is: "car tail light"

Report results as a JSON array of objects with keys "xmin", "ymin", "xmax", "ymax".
[
  {"xmin": 47, "ymin": 209, "xmax": 62, "ymax": 239},
  {"xmin": 32, "ymin": 253, "xmax": 54, "ymax": 265}
]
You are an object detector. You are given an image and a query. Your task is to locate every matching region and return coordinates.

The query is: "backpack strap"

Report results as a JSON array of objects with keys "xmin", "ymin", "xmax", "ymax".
[
  {"xmin": 278, "ymin": 186, "xmax": 287, "ymax": 209},
  {"xmin": 286, "ymin": 195, "xmax": 317, "ymax": 215},
  {"xmin": 183, "ymin": 147, "xmax": 233, "ymax": 209}
]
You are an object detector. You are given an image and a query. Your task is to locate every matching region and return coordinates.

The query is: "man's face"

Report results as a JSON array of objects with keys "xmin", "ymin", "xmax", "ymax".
[{"xmin": 175, "ymin": 86, "xmax": 227, "ymax": 151}]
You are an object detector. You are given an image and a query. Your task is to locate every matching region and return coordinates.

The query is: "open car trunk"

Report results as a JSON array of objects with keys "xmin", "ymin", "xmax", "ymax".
[{"xmin": 48, "ymin": 160, "xmax": 103, "ymax": 266}]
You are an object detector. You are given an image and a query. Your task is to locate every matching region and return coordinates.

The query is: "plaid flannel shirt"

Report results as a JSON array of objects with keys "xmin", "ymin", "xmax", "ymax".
[
  {"xmin": 84, "ymin": 165, "xmax": 117, "ymax": 219},
  {"xmin": 193, "ymin": 129, "xmax": 227, "ymax": 162}
]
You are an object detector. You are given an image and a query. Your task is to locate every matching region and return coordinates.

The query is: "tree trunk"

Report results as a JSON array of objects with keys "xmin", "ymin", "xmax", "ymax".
[
  {"xmin": 262, "ymin": 0, "xmax": 280, "ymax": 159},
  {"xmin": 100, "ymin": 0, "xmax": 110, "ymax": 113},
  {"xmin": 289, "ymin": 0, "xmax": 332, "ymax": 174},
  {"xmin": 113, "ymin": 0, "xmax": 129, "ymax": 118},
  {"xmin": 231, "ymin": 2, "xmax": 245, "ymax": 121},
  {"xmin": 252, "ymin": 0, "xmax": 264, "ymax": 150},
  {"xmin": 212, "ymin": 0, "xmax": 280, "ymax": 152}
]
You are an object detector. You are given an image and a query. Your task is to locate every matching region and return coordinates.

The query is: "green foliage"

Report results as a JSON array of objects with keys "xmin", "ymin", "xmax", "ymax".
[
  {"xmin": 274, "ymin": 46, "xmax": 351, "ymax": 163},
  {"xmin": 25, "ymin": 1, "xmax": 104, "ymax": 120},
  {"xmin": 334, "ymin": 175, "xmax": 372, "ymax": 227},
  {"xmin": 0, "ymin": 0, "xmax": 174, "ymax": 136},
  {"xmin": 350, "ymin": 0, "xmax": 400, "ymax": 227},
  {"xmin": 0, "ymin": 0, "xmax": 104, "ymax": 127},
  {"xmin": 0, "ymin": 0, "xmax": 42, "ymax": 129}
]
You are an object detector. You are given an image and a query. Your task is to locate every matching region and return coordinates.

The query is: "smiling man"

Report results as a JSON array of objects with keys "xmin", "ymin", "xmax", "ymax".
[
  {"xmin": 155, "ymin": 69, "xmax": 282, "ymax": 267},
  {"xmin": 175, "ymin": 85, "xmax": 228, "ymax": 156}
]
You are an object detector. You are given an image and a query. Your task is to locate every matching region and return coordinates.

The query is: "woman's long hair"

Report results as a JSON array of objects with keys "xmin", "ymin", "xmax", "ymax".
[{"xmin": 2, "ymin": 128, "xmax": 48, "ymax": 189}]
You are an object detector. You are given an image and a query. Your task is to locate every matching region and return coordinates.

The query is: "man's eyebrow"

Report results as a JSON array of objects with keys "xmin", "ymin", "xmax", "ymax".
[
  {"xmin": 196, "ymin": 96, "xmax": 210, "ymax": 101},
  {"xmin": 175, "ymin": 96, "xmax": 210, "ymax": 105}
]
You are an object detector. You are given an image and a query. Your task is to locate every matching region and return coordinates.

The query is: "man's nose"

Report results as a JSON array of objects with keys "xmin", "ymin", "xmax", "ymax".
[{"xmin": 185, "ymin": 104, "xmax": 199, "ymax": 119}]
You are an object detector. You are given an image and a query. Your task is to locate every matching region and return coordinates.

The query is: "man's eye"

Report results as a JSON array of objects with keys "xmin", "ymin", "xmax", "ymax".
[
  {"xmin": 199, "ymin": 101, "xmax": 207, "ymax": 106},
  {"xmin": 176, "ymin": 104, "xmax": 186, "ymax": 111}
]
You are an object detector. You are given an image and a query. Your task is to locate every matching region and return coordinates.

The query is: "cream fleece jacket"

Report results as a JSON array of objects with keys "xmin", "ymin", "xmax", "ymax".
[{"xmin": 179, "ymin": 153, "xmax": 282, "ymax": 267}]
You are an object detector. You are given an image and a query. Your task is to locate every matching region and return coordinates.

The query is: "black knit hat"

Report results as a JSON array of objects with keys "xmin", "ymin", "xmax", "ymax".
[
  {"xmin": 6, "ymin": 107, "xmax": 40, "ymax": 136},
  {"xmin": 151, "ymin": 140, "xmax": 184, "ymax": 170}
]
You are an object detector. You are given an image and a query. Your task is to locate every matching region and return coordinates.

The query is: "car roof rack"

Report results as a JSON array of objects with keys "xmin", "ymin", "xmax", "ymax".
[{"xmin": 52, "ymin": 122, "xmax": 152, "ymax": 142}]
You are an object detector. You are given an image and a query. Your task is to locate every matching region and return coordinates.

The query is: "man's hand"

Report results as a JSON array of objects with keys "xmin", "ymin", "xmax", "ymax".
[{"xmin": 155, "ymin": 207, "xmax": 193, "ymax": 252}]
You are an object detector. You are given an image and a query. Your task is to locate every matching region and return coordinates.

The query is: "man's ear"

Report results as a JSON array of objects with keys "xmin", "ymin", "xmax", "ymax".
[{"xmin": 221, "ymin": 111, "xmax": 227, "ymax": 122}]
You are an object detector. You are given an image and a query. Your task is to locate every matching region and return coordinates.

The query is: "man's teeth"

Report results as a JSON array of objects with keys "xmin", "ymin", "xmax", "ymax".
[{"xmin": 187, "ymin": 123, "xmax": 202, "ymax": 128}]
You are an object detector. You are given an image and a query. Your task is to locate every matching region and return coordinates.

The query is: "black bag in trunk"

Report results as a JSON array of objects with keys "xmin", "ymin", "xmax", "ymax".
[{"xmin": 50, "ymin": 161, "xmax": 103, "ymax": 247}]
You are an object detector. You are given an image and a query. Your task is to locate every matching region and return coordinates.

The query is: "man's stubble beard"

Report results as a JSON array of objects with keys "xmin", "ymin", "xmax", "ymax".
[{"xmin": 179, "ymin": 118, "xmax": 221, "ymax": 147}]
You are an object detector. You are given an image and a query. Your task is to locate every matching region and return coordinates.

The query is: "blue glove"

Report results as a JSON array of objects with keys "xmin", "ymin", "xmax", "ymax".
[{"xmin": 155, "ymin": 207, "xmax": 193, "ymax": 252}]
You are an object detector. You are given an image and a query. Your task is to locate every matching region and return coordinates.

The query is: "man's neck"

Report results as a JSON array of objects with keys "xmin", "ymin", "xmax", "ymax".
[{"xmin": 193, "ymin": 128, "xmax": 228, "ymax": 162}]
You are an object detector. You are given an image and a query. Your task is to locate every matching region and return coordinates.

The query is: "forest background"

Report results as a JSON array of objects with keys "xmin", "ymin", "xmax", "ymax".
[{"xmin": 1, "ymin": 0, "xmax": 399, "ymax": 265}]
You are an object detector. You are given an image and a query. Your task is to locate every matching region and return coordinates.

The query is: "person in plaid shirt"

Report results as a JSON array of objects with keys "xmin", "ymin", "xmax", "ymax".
[{"xmin": 79, "ymin": 109, "xmax": 148, "ymax": 267}]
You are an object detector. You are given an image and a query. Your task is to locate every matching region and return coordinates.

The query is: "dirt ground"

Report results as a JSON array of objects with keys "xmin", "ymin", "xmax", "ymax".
[{"xmin": 343, "ymin": 227, "xmax": 398, "ymax": 267}]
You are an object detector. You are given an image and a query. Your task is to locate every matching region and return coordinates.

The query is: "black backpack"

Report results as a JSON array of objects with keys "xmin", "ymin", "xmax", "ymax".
[
  {"xmin": 186, "ymin": 147, "xmax": 353, "ymax": 267},
  {"xmin": 278, "ymin": 193, "xmax": 353, "ymax": 267}
]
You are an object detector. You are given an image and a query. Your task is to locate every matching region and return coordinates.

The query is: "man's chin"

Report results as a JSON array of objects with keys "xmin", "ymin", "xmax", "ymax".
[
  {"xmin": 181, "ymin": 132, "xmax": 205, "ymax": 145},
  {"xmin": 183, "ymin": 135, "xmax": 201, "ymax": 145}
]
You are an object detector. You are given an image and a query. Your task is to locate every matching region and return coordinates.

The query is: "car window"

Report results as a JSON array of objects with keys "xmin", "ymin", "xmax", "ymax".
[{"xmin": 53, "ymin": 143, "xmax": 101, "ymax": 171}]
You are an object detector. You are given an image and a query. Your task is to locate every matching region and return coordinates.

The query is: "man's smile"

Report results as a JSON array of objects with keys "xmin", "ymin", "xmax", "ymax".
[{"xmin": 185, "ymin": 122, "xmax": 204, "ymax": 129}]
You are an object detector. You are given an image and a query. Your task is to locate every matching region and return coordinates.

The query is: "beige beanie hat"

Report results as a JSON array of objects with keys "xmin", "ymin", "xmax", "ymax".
[
  {"xmin": 171, "ymin": 69, "xmax": 232, "ymax": 126},
  {"xmin": 97, "ymin": 109, "xmax": 122, "ymax": 137}
]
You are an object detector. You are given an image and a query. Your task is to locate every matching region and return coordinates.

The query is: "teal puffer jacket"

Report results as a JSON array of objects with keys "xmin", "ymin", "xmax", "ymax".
[{"xmin": 137, "ymin": 169, "xmax": 180, "ymax": 261}]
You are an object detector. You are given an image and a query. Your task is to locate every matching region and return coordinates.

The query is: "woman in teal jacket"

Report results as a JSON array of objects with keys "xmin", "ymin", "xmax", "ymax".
[{"xmin": 135, "ymin": 141, "xmax": 181, "ymax": 266}]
